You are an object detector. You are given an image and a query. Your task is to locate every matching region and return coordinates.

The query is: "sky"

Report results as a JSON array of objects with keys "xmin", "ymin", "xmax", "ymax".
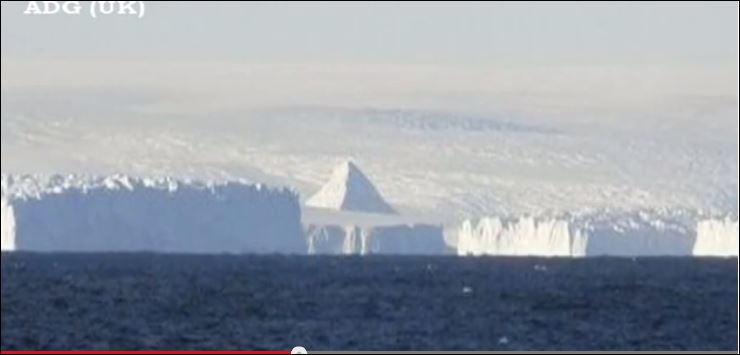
[
  {"xmin": 1, "ymin": 1, "xmax": 738, "ymax": 65},
  {"xmin": 1, "ymin": 1, "xmax": 738, "ymax": 114}
]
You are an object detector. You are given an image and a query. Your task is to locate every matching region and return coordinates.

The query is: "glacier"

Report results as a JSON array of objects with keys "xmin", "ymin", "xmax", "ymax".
[
  {"xmin": 306, "ymin": 223, "xmax": 448, "ymax": 255},
  {"xmin": 693, "ymin": 218, "xmax": 739, "ymax": 257},
  {"xmin": 0, "ymin": 174, "xmax": 305, "ymax": 254},
  {"xmin": 457, "ymin": 212, "xmax": 697, "ymax": 257}
]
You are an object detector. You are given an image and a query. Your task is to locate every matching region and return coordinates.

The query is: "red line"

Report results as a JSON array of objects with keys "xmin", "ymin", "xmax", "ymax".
[{"xmin": 0, "ymin": 352, "xmax": 290, "ymax": 355}]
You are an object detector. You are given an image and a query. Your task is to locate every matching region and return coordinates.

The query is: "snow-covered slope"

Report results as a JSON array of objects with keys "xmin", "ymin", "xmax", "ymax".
[
  {"xmin": 0, "ymin": 174, "xmax": 305, "ymax": 254},
  {"xmin": 693, "ymin": 218, "xmax": 739, "ymax": 257},
  {"xmin": 306, "ymin": 161, "xmax": 396, "ymax": 215},
  {"xmin": 1, "ymin": 102, "xmax": 736, "ymax": 221},
  {"xmin": 457, "ymin": 211, "xmax": 695, "ymax": 257},
  {"xmin": 306, "ymin": 223, "xmax": 447, "ymax": 255}
]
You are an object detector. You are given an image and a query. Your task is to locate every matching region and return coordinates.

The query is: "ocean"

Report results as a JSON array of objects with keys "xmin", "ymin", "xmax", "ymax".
[{"xmin": 1, "ymin": 253, "xmax": 737, "ymax": 351}]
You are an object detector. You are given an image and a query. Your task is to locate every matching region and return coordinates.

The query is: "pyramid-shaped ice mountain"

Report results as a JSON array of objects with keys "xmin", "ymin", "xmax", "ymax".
[{"xmin": 306, "ymin": 161, "xmax": 396, "ymax": 215}]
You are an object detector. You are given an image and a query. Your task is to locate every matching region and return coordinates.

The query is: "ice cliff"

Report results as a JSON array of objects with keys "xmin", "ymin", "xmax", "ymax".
[
  {"xmin": 1, "ymin": 197, "xmax": 15, "ymax": 251},
  {"xmin": 458, "ymin": 217, "xmax": 585, "ymax": 257},
  {"xmin": 3, "ymin": 173, "xmax": 735, "ymax": 257},
  {"xmin": 693, "ymin": 218, "xmax": 739, "ymax": 257},
  {"xmin": 457, "ymin": 211, "xmax": 698, "ymax": 257},
  {"xmin": 0, "ymin": 174, "xmax": 305, "ymax": 253},
  {"xmin": 306, "ymin": 223, "xmax": 447, "ymax": 255}
]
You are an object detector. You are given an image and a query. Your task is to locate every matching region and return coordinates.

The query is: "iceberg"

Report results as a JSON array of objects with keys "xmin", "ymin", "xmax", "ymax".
[
  {"xmin": 458, "ymin": 217, "xmax": 585, "ymax": 257},
  {"xmin": 693, "ymin": 218, "xmax": 739, "ymax": 257},
  {"xmin": 457, "ymin": 212, "xmax": 695, "ymax": 257},
  {"xmin": 0, "ymin": 174, "xmax": 305, "ymax": 254},
  {"xmin": 1, "ymin": 197, "xmax": 15, "ymax": 251},
  {"xmin": 306, "ymin": 161, "xmax": 396, "ymax": 215}
]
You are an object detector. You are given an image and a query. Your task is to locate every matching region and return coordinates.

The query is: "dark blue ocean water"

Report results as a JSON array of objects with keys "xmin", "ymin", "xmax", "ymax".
[{"xmin": 1, "ymin": 253, "xmax": 737, "ymax": 351}]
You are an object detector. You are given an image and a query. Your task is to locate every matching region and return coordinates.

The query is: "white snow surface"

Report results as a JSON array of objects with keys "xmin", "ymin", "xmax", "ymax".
[
  {"xmin": 306, "ymin": 161, "xmax": 396, "ymax": 215},
  {"xmin": 0, "ymin": 174, "xmax": 305, "ymax": 253},
  {"xmin": 693, "ymin": 218, "xmax": 739, "ymax": 257},
  {"xmin": 1, "ymin": 103, "xmax": 737, "ymax": 220},
  {"xmin": 305, "ymin": 223, "xmax": 447, "ymax": 255},
  {"xmin": 457, "ymin": 211, "xmax": 698, "ymax": 257}
]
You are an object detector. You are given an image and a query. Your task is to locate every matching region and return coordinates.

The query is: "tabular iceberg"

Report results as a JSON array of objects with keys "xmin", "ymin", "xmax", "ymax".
[
  {"xmin": 306, "ymin": 223, "xmax": 447, "ymax": 255},
  {"xmin": 457, "ymin": 212, "xmax": 695, "ymax": 257},
  {"xmin": 0, "ymin": 174, "xmax": 305, "ymax": 254},
  {"xmin": 457, "ymin": 217, "xmax": 586, "ymax": 257},
  {"xmin": 693, "ymin": 218, "xmax": 739, "ymax": 257}
]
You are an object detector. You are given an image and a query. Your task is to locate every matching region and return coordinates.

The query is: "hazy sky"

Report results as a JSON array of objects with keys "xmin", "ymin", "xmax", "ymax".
[
  {"xmin": 2, "ymin": 1, "xmax": 738, "ymax": 65},
  {"xmin": 1, "ymin": 1, "xmax": 738, "ymax": 114}
]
